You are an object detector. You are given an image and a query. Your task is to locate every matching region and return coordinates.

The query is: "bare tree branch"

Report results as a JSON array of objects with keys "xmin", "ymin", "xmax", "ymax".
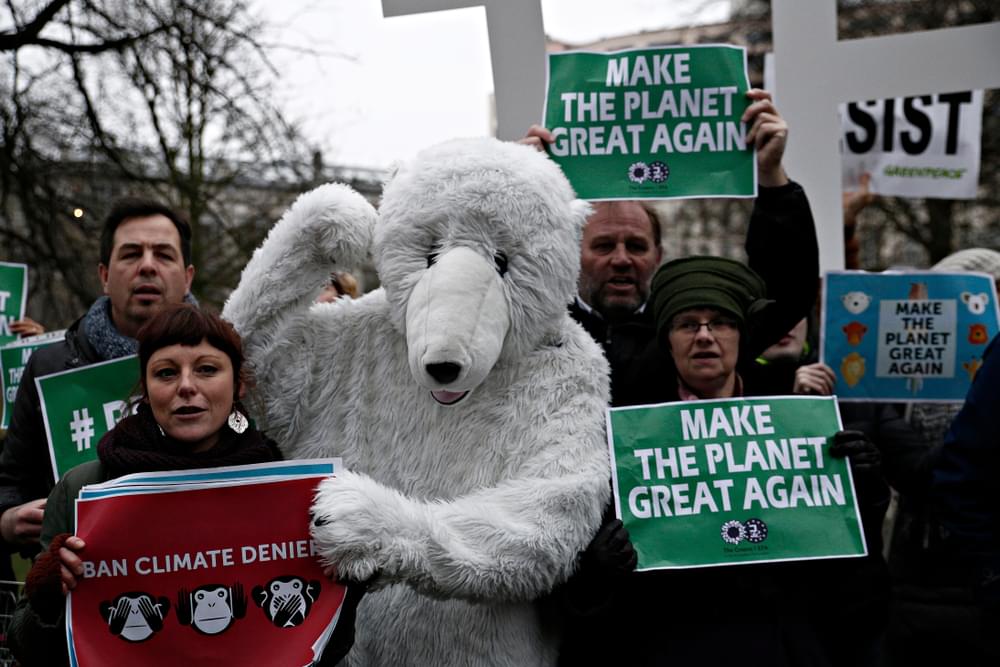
[{"xmin": 0, "ymin": 0, "xmax": 72, "ymax": 50}]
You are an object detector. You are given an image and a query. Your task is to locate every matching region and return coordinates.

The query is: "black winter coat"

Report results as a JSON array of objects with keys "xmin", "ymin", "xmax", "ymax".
[{"xmin": 0, "ymin": 315, "xmax": 102, "ymax": 547}]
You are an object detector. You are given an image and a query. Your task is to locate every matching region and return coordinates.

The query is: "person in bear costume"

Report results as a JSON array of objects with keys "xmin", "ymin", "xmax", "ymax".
[{"xmin": 223, "ymin": 137, "xmax": 611, "ymax": 666}]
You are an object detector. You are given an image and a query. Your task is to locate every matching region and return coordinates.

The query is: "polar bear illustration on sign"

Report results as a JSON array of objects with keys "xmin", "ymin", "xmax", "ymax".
[{"xmin": 841, "ymin": 291, "xmax": 872, "ymax": 315}]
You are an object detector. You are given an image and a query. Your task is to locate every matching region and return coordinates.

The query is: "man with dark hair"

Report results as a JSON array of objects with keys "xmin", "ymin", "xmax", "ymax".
[
  {"xmin": 99, "ymin": 197, "xmax": 193, "ymax": 268},
  {"xmin": 0, "ymin": 197, "xmax": 195, "ymax": 551}
]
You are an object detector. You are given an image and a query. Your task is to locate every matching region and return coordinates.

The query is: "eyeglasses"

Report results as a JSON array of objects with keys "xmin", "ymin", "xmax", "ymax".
[{"xmin": 671, "ymin": 317, "xmax": 739, "ymax": 338}]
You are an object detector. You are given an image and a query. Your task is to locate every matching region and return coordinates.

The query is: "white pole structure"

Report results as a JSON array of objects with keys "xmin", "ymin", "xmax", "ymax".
[
  {"xmin": 771, "ymin": 1, "xmax": 1000, "ymax": 272},
  {"xmin": 382, "ymin": 0, "xmax": 546, "ymax": 142}
]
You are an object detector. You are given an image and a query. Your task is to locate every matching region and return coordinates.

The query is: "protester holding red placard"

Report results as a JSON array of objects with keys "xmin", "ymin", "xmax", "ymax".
[{"xmin": 7, "ymin": 305, "xmax": 358, "ymax": 666}]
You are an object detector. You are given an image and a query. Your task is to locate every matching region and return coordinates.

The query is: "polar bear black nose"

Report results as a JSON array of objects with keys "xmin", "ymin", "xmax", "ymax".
[{"xmin": 426, "ymin": 362, "xmax": 461, "ymax": 384}]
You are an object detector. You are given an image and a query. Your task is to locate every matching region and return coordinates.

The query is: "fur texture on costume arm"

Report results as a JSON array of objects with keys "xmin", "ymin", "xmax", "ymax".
[
  {"xmin": 311, "ymin": 351, "xmax": 611, "ymax": 602},
  {"xmin": 312, "ymin": 469, "xmax": 609, "ymax": 602},
  {"xmin": 223, "ymin": 183, "xmax": 376, "ymax": 364}
]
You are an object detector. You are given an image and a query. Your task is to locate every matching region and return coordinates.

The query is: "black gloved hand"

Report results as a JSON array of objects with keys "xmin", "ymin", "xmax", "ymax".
[
  {"xmin": 579, "ymin": 518, "xmax": 638, "ymax": 578},
  {"xmin": 316, "ymin": 577, "xmax": 370, "ymax": 666},
  {"xmin": 829, "ymin": 430, "xmax": 881, "ymax": 473}
]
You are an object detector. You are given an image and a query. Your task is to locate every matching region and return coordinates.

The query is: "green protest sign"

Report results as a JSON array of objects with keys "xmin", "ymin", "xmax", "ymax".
[
  {"xmin": 0, "ymin": 330, "xmax": 65, "ymax": 429},
  {"xmin": 608, "ymin": 396, "xmax": 866, "ymax": 570},
  {"xmin": 543, "ymin": 44, "xmax": 754, "ymax": 201},
  {"xmin": 0, "ymin": 262, "xmax": 28, "ymax": 346},
  {"xmin": 36, "ymin": 355, "xmax": 139, "ymax": 480}
]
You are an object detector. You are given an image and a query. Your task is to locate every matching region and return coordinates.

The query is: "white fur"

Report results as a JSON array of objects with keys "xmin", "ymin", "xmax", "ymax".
[
  {"xmin": 406, "ymin": 246, "xmax": 509, "ymax": 393},
  {"xmin": 224, "ymin": 138, "xmax": 608, "ymax": 666}
]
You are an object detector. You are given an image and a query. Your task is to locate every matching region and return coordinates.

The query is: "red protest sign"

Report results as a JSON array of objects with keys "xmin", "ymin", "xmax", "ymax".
[{"xmin": 69, "ymin": 476, "xmax": 345, "ymax": 666}]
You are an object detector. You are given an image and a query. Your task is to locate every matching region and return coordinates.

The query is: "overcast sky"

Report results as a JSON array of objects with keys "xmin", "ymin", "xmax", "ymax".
[{"xmin": 258, "ymin": 0, "xmax": 731, "ymax": 169}]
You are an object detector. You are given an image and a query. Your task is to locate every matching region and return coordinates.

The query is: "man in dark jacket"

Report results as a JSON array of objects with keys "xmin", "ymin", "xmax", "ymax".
[
  {"xmin": 0, "ymin": 198, "xmax": 195, "ymax": 553},
  {"xmin": 568, "ymin": 198, "xmax": 665, "ymax": 405}
]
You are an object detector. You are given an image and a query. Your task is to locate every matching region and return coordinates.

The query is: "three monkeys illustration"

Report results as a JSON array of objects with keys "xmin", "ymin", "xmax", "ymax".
[{"xmin": 100, "ymin": 576, "xmax": 322, "ymax": 639}]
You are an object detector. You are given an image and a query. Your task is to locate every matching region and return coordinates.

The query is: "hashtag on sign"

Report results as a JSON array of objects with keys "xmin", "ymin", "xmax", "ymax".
[{"xmin": 70, "ymin": 408, "xmax": 95, "ymax": 452}]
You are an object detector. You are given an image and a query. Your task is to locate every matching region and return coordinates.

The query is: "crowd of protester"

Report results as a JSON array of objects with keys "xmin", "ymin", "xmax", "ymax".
[{"xmin": 0, "ymin": 85, "xmax": 996, "ymax": 666}]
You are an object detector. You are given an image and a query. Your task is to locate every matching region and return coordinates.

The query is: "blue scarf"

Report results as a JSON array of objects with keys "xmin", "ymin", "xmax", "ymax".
[
  {"xmin": 82, "ymin": 294, "xmax": 199, "ymax": 361},
  {"xmin": 82, "ymin": 296, "xmax": 138, "ymax": 360}
]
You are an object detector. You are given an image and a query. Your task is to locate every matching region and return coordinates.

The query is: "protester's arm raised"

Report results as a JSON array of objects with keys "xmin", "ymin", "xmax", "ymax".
[
  {"xmin": 222, "ymin": 184, "xmax": 376, "ymax": 429},
  {"xmin": 224, "ymin": 184, "xmax": 375, "ymax": 343},
  {"xmin": 742, "ymin": 90, "xmax": 819, "ymax": 358},
  {"xmin": 744, "ymin": 89, "xmax": 789, "ymax": 188}
]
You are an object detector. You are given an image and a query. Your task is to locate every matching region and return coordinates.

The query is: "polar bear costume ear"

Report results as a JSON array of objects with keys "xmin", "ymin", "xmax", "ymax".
[
  {"xmin": 569, "ymin": 199, "xmax": 594, "ymax": 234},
  {"xmin": 381, "ymin": 160, "xmax": 402, "ymax": 193}
]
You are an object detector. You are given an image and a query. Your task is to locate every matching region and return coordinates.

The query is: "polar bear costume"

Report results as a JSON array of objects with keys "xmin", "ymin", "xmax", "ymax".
[{"xmin": 223, "ymin": 138, "xmax": 611, "ymax": 666}]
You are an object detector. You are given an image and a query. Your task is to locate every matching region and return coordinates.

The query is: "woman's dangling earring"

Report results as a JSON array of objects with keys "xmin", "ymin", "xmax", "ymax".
[
  {"xmin": 157, "ymin": 423, "xmax": 166, "ymax": 437},
  {"xmin": 228, "ymin": 408, "xmax": 248, "ymax": 434}
]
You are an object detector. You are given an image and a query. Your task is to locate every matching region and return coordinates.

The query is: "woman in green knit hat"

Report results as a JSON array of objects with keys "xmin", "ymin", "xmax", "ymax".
[{"xmin": 648, "ymin": 255, "xmax": 778, "ymax": 400}]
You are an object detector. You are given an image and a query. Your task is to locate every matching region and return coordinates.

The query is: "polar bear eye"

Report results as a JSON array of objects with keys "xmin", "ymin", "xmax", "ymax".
[{"xmin": 494, "ymin": 252, "xmax": 509, "ymax": 276}]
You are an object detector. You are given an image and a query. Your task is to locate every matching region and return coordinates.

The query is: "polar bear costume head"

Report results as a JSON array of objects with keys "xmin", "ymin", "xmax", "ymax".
[{"xmin": 374, "ymin": 138, "xmax": 591, "ymax": 405}]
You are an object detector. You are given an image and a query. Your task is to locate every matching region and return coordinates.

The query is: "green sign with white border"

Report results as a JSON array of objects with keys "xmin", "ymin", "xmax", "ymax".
[
  {"xmin": 608, "ymin": 395, "xmax": 866, "ymax": 570},
  {"xmin": 0, "ymin": 262, "xmax": 28, "ymax": 347},
  {"xmin": 36, "ymin": 355, "xmax": 140, "ymax": 480},
  {"xmin": 0, "ymin": 330, "xmax": 65, "ymax": 429},
  {"xmin": 543, "ymin": 44, "xmax": 755, "ymax": 200}
]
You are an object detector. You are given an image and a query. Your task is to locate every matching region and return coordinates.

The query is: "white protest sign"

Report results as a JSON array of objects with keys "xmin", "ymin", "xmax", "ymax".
[
  {"xmin": 764, "ymin": 53, "xmax": 984, "ymax": 201},
  {"xmin": 841, "ymin": 91, "xmax": 983, "ymax": 199},
  {"xmin": 874, "ymin": 298, "xmax": 958, "ymax": 379}
]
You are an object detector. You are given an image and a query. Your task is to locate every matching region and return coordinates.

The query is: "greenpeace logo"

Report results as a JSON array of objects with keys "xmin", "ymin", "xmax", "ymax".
[
  {"xmin": 626, "ymin": 160, "xmax": 670, "ymax": 185},
  {"xmin": 883, "ymin": 165, "xmax": 967, "ymax": 179}
]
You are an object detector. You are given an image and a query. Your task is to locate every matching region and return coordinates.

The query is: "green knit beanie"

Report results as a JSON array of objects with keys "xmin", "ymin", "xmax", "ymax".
[{"xmin": 650, "ymin": 256, "xmax": 773, "ymax": 343}]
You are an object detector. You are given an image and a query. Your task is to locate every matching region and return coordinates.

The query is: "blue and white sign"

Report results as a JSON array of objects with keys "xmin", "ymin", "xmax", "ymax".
[{"xmin": 821, "ymin": 271, "xmax": 999, "ymax": 402}]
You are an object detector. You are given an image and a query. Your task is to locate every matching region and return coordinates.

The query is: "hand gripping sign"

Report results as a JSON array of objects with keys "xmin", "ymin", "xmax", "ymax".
[{"xmin": 68, "ymin": 460, "xmax": 348, "ymax": 667}]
